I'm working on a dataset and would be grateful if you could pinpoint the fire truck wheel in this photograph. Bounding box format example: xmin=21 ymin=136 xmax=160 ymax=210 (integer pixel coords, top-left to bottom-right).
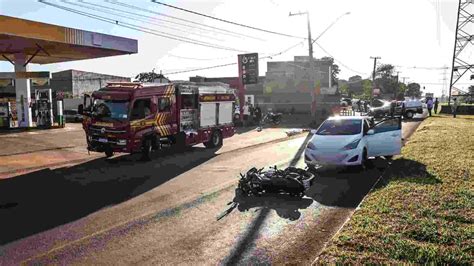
xmin=205 ymin=130 xmax=222 ymax=148
xmin=141 ymin=138 xmax=153 ymax=161
xmin=105 ymin=149 xmax=114 ymax=158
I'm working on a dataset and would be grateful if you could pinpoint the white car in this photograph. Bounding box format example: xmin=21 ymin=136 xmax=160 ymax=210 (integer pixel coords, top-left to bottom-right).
xmin=304 ymin=116 xmax=402 ymax=169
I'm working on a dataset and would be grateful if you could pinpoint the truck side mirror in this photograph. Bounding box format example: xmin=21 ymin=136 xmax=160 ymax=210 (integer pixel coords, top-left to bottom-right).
xmin=78 ymin=104 xmax=84 ymax=115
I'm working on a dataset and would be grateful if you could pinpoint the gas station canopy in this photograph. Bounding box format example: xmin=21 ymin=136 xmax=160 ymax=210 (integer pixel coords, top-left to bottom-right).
xmin=0 ymin=15 xmax=138 ymax=64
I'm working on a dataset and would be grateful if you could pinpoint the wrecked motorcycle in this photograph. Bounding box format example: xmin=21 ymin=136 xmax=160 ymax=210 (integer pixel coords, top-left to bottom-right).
xmin=217 ymin=166 xmax=316 ymax=221
xmin=237 ymin=166 xmax=315 ymax=197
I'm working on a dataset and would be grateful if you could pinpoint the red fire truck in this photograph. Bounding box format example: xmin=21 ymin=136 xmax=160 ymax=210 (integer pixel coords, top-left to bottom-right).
xmin=78 ymin=81 xmax=236 ymax=159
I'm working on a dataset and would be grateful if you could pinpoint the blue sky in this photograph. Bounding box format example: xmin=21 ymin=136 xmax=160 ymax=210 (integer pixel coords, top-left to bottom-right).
xmin=0 ymin=0 xmax=469 ymax=96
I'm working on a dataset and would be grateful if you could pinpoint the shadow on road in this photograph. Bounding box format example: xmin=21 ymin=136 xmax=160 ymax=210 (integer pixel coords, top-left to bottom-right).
xmin=0 ymin=146 xmax=218 ymax=245
xmin=222 ymin=133 xmax=314 ymax=264
xmin=305 ymin=158 xmax=390 ymax=208
xmin=233 ymin=191 xmax=313 ymax=221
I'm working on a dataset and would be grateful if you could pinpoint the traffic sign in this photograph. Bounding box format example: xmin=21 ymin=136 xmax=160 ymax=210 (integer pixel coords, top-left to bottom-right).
xmin=238 ymin=53 xmax=258 ymax=85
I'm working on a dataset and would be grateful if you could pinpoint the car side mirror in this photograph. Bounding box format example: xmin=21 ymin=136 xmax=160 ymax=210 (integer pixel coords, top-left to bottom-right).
xmin=78 ymin=104 xmax=84 ymax=115
xmin=367 ymin=129 xmax=375 ymax=135
xmin=310 ymin=129 xmax=317 ymax=134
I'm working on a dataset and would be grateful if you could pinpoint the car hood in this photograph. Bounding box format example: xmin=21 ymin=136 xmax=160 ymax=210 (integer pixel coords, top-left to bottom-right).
xmin=309 ymin=134 xmax=361 ymax=151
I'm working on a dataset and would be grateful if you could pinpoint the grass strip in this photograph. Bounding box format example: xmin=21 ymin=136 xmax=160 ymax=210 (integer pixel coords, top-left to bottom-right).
xmin=318 ymin=115 xmax=474 ymax=264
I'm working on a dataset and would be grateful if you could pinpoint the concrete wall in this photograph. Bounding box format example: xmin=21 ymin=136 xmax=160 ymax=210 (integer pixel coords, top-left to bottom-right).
xmin=50 ymin=70 xmax=130 ymax=97
xmin=63 ymin=98 xmax=83 ymax=110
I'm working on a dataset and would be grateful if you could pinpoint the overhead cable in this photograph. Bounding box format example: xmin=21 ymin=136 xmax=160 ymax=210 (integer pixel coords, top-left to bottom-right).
xmin=39 ymin=0 xmax=249 ymax=53
xmin=151 ymin=0 xmax=306 ymax=39
xmin=108 ymin=0 xmax=265 ymax=41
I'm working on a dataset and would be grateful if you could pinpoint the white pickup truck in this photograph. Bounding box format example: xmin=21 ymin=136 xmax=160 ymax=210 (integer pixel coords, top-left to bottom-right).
xmin=369 ymin=99 xmax=423 ymax=119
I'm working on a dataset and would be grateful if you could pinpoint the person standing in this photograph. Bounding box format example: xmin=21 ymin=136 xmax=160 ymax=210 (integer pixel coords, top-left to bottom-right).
xmin=255 ymin=106 xmax=262 ymax=127
xmin=426 ymin=98 xmax=433 ymax=117
xmin=434 ymin=98 xmax=439 ymax=114
xmin=452 ymin=98 xmax=458 ymax=118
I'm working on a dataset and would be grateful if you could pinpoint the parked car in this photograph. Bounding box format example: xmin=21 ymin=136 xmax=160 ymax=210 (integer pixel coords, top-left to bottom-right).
xmin=64 ymin=109 xmax=83 ymax=122
xmin=305 ymin=116 xmax=402 ymax=170
xmin=368 ymin=99 xmax=423 ymax=119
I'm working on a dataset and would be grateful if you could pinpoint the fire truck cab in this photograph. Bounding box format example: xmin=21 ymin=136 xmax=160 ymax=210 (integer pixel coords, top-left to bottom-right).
xmin=78 ymin=81 xmax=236 ymax=159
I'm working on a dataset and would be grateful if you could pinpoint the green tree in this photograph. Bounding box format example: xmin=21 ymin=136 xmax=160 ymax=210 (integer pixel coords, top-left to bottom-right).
xmin=360 ymin=79 xmax=372 ymax=100
xmin=397 ymin=83 xmax=407 ymax=100
xmin=375 ymin=64 xmax=398 ymax=96
xmin=406 ymin=82 xmax=422 ymax=98
xmin=339 ymin=83 xmax=349 ymax=95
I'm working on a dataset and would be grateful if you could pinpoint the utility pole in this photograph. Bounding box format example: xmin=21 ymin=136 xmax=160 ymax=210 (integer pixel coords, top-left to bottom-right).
xmin=395 ymin=71 xmax=400 ymax=100
xmin=290 ymin=11 xmax=316 ymax=120
xmin=370 ymin=56 xmax=381 ymax=101
xmin=370 ymin=56 xmax=381 ymax=82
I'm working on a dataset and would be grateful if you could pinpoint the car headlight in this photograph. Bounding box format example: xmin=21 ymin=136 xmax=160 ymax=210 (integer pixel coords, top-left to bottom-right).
xmin=307 ymin=142 xmax=317 ymax=150
xmin=343 ymin=139 xmax=361 ymax=150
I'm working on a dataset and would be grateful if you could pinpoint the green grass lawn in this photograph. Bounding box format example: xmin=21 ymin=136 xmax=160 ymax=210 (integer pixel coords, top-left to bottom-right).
xmin=318 ymin=115 xmax=474 ymax=264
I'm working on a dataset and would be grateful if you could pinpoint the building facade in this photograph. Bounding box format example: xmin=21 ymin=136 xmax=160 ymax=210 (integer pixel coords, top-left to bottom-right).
xmin=263 ymin=56 xmax=337 ymax=113
xmin=51 ymin=69 xmax=130 ymax=97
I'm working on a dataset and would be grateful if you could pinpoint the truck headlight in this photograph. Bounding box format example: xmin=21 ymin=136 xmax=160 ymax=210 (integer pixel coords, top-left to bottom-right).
xmin=343 ymin=139 xmax=361 ymax=150
xmin=117 ymin=139 xmax=127 ymax=145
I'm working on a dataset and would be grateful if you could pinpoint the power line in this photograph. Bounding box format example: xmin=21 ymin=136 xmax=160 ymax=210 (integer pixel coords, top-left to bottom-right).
xmin=108 ymin=0 xmax=265 ymax=41
xmin=76 ymin=0 xmax=262 ymax=41
xmin=394 ymin=65 xmax=449 ymax=70
xmin=166 ymin=54 xmax=241 ymax=61
xmin=314 ymin=42 xmax=368 ymax=76
xmin=39 ymin=0 xmax=248 ymax=53
xmin=61 ymin=0 xmax=225 ymax=42
xmin=163 ymin=41 xmax=304 ymax=75
xmin=151 ymin=0 xmax=306 ymax=40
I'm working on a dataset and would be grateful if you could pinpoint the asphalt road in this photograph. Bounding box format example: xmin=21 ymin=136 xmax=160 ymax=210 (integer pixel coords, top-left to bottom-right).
xmin=0 ymin=115 xmax=425 ymax=264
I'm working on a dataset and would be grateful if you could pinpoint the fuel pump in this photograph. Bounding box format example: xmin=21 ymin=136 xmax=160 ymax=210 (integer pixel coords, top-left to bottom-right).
xmin=0 ymin=102 xmax=12 ymax=128
xmin=35 ymin=89 xmax=53 ymax=128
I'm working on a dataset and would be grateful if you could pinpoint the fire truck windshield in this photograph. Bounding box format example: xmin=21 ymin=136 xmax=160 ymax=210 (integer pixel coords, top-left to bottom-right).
xmin=93 ymin=99 xmax=130 ymax=121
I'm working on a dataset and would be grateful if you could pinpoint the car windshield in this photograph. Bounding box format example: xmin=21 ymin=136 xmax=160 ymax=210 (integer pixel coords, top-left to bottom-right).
xmin=316 ymin=119 xmax=362 ymax=135
xmin=93 ymin=99 xmax=130 ymax=121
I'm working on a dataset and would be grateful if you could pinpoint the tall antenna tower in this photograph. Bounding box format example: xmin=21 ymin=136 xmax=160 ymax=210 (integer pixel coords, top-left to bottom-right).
xmin=449 ymin=0 xmax=474 ymax=105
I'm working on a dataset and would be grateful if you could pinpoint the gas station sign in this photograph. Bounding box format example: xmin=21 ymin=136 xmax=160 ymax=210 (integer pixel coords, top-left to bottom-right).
xmin=238 ymin=53 xmax=258 ymax=85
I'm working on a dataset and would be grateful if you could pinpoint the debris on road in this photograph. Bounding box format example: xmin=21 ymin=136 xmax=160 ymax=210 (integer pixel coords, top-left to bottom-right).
xmin=285 ymin=128 xmax=303 ymax=136
xmin=217 ymin=166 xmax=316 ymax=221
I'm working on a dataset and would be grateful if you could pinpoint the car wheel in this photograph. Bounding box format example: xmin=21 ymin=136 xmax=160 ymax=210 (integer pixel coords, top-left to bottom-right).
xmin=358 ymin=149 xmax=368 ymax=171
xmin=405 ymin=111 xmax=414 ymax=119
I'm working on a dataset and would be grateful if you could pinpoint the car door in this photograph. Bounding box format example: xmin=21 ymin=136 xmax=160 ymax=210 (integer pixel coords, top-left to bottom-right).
xmin=366 ymin=117 xmax=402 ymax=157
